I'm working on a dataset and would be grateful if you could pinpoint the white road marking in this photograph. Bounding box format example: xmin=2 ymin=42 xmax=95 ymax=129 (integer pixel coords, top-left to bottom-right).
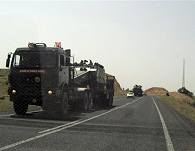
xmin=152 ymin=97 xmax=175 ymax=151
xmin=0 ymin=97 xmax=143 ymax=151
xmin=38 ymin=120 xmax=81 ymax=134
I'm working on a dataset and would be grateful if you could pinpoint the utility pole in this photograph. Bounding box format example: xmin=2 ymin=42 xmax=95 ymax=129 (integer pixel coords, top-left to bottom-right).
xmin=182 ymin=59 xmax=185 ymax=88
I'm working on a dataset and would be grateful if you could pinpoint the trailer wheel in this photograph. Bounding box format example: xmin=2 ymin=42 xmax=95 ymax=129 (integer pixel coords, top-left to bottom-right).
xmin=58 ymin=93 xmax=68 ymax=115
xmin=82 ymin=92 xmax=89 ymax=112
xmin=13 ymin=100 xmax=28 ymax=115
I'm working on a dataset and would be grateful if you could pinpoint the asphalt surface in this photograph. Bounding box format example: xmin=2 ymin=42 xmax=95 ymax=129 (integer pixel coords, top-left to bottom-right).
xmin=0 ymin=96 xmax=195 ymax=151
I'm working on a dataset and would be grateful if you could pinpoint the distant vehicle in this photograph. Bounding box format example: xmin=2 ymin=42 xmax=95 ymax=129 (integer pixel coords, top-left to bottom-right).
xmin=178 ymin=87 xmax=193 ymax=98
xmin=6 ymin=43 xmax=115 ymax=115
xmin=127 ymin=91 xmax=134 ymax=98
xmin=132 ymin=85 xmax=143 ymax=97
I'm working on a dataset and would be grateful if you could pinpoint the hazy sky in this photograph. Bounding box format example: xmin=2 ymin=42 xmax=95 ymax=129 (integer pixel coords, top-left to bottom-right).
xmin=0 ymin=0 xmax=194 ymax=92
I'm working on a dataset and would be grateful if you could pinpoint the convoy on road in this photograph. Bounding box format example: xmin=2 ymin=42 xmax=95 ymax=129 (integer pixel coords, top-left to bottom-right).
xmin=6 ymin=43 xmax=115 ymax=115
xmin=126 ymin=85 xmax=143 ymax=98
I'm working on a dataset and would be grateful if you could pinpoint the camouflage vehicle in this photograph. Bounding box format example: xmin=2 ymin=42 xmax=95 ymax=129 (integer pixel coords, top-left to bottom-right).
xmin=6 ymin=43 xmax=115 ymax=115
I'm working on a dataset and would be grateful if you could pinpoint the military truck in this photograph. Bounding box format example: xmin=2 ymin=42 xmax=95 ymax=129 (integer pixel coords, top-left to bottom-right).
xmin=132 ymin=85 xmax=143 ymax=97
xmin=6 ymin=43 xmax=115 ymax=115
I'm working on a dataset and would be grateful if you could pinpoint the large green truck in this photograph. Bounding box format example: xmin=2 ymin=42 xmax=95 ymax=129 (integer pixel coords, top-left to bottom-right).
xmin=6 ymin=43 xmax=115 ymax=115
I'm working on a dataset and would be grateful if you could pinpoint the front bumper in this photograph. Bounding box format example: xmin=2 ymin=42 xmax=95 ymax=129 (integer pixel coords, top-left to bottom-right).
xmin=8 ymin=87 xmax=60 ymax=106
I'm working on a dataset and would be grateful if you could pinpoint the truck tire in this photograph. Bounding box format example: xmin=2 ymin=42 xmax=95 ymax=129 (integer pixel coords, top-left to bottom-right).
xmin=13 ymin=100 xmax=28 ymax=115
xmin=108 ymin=95 xmax=113 ymax=107
xmin=58 ymin=93 xmax=68 ymax=116
xmin=88 ymin=92 xmax=94 ymax=111
xmin=104 ymin=93 xmax=113 ymax=107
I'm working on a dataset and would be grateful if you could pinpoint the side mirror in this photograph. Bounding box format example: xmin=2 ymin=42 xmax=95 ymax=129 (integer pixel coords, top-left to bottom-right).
xmin=6 ymin=54 xmax=11 ymax=68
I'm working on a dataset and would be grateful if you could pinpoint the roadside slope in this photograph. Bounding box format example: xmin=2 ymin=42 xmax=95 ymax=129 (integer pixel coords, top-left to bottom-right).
xmin=145 ymin=87 xmax=168 ymax=96
xmin=145 ymin=86 xmax=195 ymax=123
xmin=159 ymin=95 xmax=195 ymax=123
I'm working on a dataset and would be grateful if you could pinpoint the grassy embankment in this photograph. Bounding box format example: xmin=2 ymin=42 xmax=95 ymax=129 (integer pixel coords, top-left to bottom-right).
xmin=145 ymin=87 xmax=195 ymax=123
xmin=159 ymin=95 xmax=195 ymax=123
xmin=0 ymin=69 xmax=12 ymax=112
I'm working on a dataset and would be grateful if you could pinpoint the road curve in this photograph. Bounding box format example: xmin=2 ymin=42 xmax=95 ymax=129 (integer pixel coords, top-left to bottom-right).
xmin=0 ymin=96 xmax=195 ymax=151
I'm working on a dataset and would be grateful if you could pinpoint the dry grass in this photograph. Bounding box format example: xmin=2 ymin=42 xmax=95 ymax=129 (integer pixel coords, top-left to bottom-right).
xmin=0 ymin=97 xmax=13 ymax=112
xmin=0 ymin=69 xmax=9 ymax=97
xmin=159 ymin=96 xmax=195 ymax=123
xmin=145 ymin=87 xmax=168 ymax=96
xmin=0 ymin=69 xmax=13 ymax=112
xmin=170 ymin=92 xmax=194 ymax=104
xmin=114 ymin=79 xmax=126 ymax=96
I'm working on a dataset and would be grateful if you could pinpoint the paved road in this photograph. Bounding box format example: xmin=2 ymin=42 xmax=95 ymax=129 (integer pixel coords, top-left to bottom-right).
xmin=0 ymin=96 xmax=195 ymax=151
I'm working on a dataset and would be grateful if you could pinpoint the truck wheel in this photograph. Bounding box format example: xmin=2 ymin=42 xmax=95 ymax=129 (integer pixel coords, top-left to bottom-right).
xmin=108 ymin=95 xmax=113 ymax=107
xmin=13 ymin=100 xmax=28 ymax=115
xmin=82 ymin=92 xmax=89 ymax=112
xmin=88 ymin=92 xmax=94 ymax=111
xmin=58 ymin=93 xmax=68 ymax=115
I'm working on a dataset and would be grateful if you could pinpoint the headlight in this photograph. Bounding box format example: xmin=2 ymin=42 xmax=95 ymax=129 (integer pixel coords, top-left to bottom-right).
xmin=48 ymin=90 xmax=53 ymax=95
xmin=12 ymin=90 xmax=16 ymax=94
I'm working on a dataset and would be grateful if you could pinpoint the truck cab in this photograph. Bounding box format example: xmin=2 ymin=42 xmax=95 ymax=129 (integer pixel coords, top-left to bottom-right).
xmin=6 ymin=43 xmax=71 ymax=115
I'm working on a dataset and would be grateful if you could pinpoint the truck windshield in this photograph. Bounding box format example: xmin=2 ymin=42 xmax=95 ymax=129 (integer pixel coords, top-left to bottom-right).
xmin=12 ymin=52 xmax=57 ymax=68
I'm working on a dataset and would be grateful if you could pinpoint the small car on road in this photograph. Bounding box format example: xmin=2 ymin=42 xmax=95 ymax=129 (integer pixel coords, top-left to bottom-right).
xmin=127 ymin=91 xmax=134 ymax=98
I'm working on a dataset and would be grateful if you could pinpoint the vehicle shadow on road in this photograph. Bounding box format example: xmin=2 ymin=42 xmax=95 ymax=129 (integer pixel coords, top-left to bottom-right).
xmin=10 ymin=110 xmax=81 ymax=121
xmin=9 ymin=106 xmax=116 ymax=122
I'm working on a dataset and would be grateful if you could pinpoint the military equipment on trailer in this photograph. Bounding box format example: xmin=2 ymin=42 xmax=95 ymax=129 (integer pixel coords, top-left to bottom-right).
xmin=6 ymin=43 xmax=115 ymax=115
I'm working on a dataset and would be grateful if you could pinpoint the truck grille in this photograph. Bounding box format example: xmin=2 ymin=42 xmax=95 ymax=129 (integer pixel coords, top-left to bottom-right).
xmin=23 ymin=86 xmax=42 ymax=96
xmin=12 ymin=80 xmax=43 ymax=96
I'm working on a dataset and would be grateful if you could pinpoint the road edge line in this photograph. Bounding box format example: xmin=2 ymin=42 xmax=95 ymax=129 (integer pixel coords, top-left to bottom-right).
xmin=152 ymin=96 xmax=175 ymax=151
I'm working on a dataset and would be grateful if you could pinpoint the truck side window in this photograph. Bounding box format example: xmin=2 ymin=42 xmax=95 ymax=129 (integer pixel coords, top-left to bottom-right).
xmin=60 ymin=55 xmax=64 ymax=66
xmin=13 ymin=55 xmax=20 ymax=67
